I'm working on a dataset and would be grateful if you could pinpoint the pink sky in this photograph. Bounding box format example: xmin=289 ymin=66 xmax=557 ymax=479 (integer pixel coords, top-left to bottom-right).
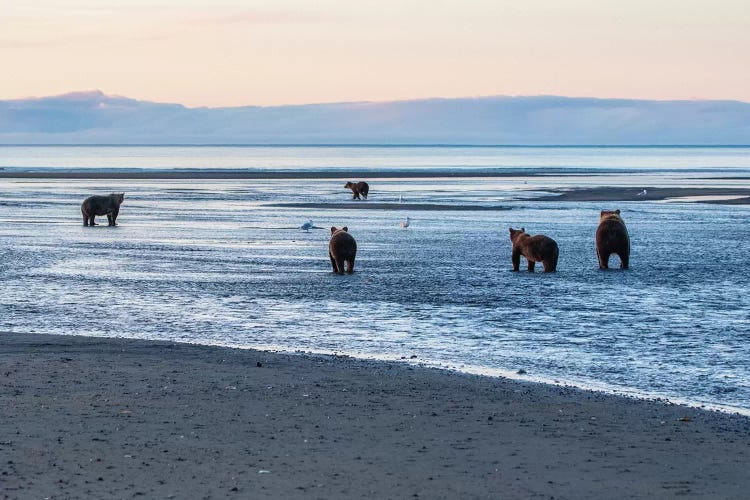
xmin=2 ymin=0 xmax=749 ymax=107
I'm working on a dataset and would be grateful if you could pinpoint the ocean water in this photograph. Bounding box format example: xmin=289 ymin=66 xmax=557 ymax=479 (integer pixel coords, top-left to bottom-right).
xmin=1 ymin=146 xmax=749 ymax=413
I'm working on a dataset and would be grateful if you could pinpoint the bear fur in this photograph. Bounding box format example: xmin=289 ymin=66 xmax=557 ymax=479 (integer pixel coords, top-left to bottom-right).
xmin=81 ymin=193 xmax=125 ymax=227
xmin=509 ymin=227 xmax=559 ymax=273
xmin=329 ymin=226 xmax=357 ymax=274
xmin=596 ymin=209 xmax=630 ymax=269
xmin=344 ymin=181 xmax=369 ymax=200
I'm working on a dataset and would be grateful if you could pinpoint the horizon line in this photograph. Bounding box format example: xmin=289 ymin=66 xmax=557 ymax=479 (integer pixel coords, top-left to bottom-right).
xmin=4 ymin=89 xmax=750 ymax=109
xmin=1 ymin=144 xmax=750 ymax=148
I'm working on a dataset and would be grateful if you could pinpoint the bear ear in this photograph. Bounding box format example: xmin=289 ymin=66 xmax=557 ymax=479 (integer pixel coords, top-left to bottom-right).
xmin=330 ymin=226 xmax=337 ymax=234
xmin=521 ymin=227 xmax=525 ymax=233
xmin=600 ymin=210 xmax=607 ymax=216
xmin=342 ymin=226 xmax=348 ymax=232
xmin=615 ymin=209 xmax=620 ymax=214
xmin=508 ymin=227 xmax=514 ymax=233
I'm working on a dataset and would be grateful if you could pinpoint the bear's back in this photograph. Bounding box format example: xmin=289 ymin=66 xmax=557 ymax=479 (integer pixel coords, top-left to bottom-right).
xmin=329 ymin=230 xmax=356 ymax=255
xmin=597 ymin=215 xmax=628 ymax=234
xmin=82 ymin=194 xmax=122 ymax=212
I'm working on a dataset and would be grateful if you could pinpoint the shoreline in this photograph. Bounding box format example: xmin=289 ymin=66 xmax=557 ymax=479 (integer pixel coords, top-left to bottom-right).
xmin=0 ymin=169 xmax=566 ymax=180
xmin=160 ymin=338 xmax=750 ymax=417
xmin=531 ymin=186 xmax=750 ymax=204
xmin=2 ymin=332 xmax=748 ymax=498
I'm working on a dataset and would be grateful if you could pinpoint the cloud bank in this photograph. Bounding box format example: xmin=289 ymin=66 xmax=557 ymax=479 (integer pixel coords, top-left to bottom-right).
xmin=1 ymin=90 xmax=749 ymax=145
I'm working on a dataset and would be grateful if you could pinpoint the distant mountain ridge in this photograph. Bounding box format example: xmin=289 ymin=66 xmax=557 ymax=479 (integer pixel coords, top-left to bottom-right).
xmin=1 ymin=90 xmax=749 ymax=145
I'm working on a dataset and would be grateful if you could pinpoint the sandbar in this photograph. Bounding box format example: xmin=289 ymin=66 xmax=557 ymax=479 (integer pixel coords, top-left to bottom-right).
xmin=531 ymin=187 xmax=750 ymax=204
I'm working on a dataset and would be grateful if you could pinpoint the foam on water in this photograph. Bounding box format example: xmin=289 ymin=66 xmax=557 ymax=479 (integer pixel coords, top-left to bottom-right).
xmin=1 ymin=165 xmax=750 ymax=413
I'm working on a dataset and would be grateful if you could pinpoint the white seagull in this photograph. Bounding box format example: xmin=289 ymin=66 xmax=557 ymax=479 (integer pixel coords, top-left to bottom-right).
xmin=637 ymin=189 xmax=648 ymax=197
xmin=400 ymin=216 xmax=411 ymax=229
xmin=300 ymin=220 xmax=314 ymax=231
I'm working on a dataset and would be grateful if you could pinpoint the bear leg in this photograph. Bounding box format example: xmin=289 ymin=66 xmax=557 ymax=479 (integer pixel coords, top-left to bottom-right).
xmin=598 ymin=251 xmax=610 ymax=269
xmin=345 ymin=256 xmax=355 ymax=274
xmin=619 ymin=252 xmax=629 ymax=270
xmin=329 ymin=253 xmax=338 ymax=272
xmin=334 ymin=257 xmax=346 ymax=274
xmin=527 ymin=260 xmax=535 ymax=272
xmin=511 ymin=249 xmax=521 ymax=272
xmin=544 ymin=248 xmax=559 ymax=272
xmin=107 ymin=214 xmax=113 ymax=226
xmin=88 ymin=215 xmax=97 ymax=226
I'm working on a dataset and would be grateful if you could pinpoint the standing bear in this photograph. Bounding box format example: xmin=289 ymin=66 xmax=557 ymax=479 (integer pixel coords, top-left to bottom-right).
xmin=329 ymin=226 xmax=357 ymax=274
xmin=596 ymin=209 xmax=630 ymax=269
xmin=81 ymin=193 xmax=125 ymax=227
xmin=344 ymin=181 xmax=369 ymax=200
xmin=509 ymin=227 xmax=559 ymax=273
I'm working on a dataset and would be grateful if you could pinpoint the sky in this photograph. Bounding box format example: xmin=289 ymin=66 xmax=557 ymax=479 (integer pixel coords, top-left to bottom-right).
xmin=2 ymin=0 xmax=749 ymax=107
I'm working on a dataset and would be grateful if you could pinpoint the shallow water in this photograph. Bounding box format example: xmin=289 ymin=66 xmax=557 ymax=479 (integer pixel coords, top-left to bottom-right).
xmin=1 ymin=160 xmax=750 ymax=413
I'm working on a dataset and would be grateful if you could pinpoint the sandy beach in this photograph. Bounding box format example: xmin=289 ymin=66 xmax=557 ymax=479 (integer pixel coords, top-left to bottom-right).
xmin=2 ymin=332 xmax=748 ymax=499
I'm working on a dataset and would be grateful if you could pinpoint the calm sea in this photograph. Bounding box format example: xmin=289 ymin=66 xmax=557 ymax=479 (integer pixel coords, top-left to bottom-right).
xmin=1 ymin=146 xmax=749 ymax=413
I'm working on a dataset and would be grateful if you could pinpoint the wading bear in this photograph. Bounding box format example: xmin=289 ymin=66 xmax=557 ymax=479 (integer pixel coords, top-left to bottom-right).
xmin=509 ymin=227 xmax=559 ymax=273
xmin=596 ymin=209 xmax=630 ymax=269
xmin=344 ymin=181 xmax=369 ymax=200
xmin=81 ymin=193 xmax=125 ymax=227
xmin=329 ymin=226 xmax=357 ymax=274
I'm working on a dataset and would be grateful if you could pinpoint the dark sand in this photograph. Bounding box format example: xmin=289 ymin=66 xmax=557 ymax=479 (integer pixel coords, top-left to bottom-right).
xmin=0 ymin=170 xmax=553 ymax=180
xmin=268 ymin=202 xmax=512 ymax=211
xmin=2 ymin=333 xmax=748 ymax=499
xmin=532 ymin=187 xmax=750 ymax=204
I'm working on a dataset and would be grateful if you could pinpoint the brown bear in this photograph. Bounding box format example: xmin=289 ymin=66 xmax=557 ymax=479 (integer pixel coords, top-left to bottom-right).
xmin=81 ymin=193 xmax=125 ymax=227
xmin=329 ymin=226 xmax=357 ymax=274
xmin=596 ymin=209 xmax=630 ymax=269
xmin=509 ymin=227 xmax=559 ymax=272
xmin=344 ymin=181 xmax=369 ymax=200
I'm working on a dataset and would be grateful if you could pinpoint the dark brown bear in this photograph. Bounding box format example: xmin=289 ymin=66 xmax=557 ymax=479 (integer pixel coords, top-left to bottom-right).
xmin=344 ymin=181 xmax=369 ymax=200
xmin=596 ymin=209 xmax=630 ymax=269
xmin=81 ymin=193 xmax=125 ymax=227
xmin=329 ymin=226 xmax=357 ymax=274
xmin=509 ymin=227 xmax=559 ymax=272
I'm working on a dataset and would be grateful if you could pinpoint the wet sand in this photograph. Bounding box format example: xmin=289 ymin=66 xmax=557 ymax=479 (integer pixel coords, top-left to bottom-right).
xmin=268 ymin=202 xmax=512 ymax=211
xmin=0 ymin=170 xmax=552 ymax=180
xmin=2 ymin=332 xmax=748 ymax=499
xmin=532 ymin=187 xmax=750 ymax=204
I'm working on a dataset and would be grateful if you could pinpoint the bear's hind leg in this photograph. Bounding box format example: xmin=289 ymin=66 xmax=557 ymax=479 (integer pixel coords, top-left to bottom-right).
xmin=619 ymin=252 xmax=629 ymax=270
xmin=107 ymin=214 xmax=113 ymax=226
xmin=598 ymin=251 xmax=610 ymax=269
xmin=88 ymin=215 xmax=97 ymax=226
xmin=527 ymin=260 xmax=535 ymax=272
xmin=329 ymin=253 xmax=338 ymax=272
xmin=334 ymin=257 xmax=346 ymax=274
xmin=544 ymin=248 xmax=559 ymax=272
xmin=345 ymin=256 xmax=355 ymax=274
